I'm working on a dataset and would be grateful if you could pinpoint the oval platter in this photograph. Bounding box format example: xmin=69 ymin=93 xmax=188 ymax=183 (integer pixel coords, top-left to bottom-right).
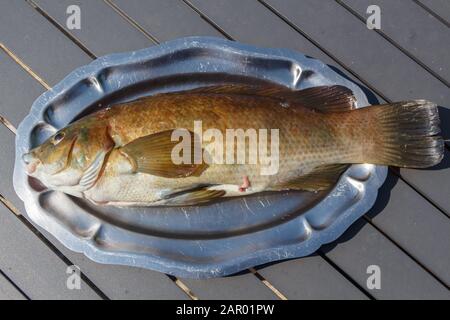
xmin=13 ymin=37 xmax=387 ymax=279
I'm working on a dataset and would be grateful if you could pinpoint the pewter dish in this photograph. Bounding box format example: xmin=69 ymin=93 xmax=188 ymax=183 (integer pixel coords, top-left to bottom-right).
xmin=13 ymin=37 xmax=387 ymax=278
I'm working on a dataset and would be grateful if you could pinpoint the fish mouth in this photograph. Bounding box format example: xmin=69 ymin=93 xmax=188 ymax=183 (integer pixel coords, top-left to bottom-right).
xmin=22 ymin=152 xmax=40 ymax=175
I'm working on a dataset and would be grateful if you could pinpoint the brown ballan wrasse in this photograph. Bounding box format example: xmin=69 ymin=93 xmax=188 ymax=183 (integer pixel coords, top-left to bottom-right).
xmin=22 ymin=84 xmax=443 ymax=206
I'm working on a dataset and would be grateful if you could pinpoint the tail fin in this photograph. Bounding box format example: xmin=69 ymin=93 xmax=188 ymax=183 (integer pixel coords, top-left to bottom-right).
xmin=367 ymin=100 xmax=443 ymax=168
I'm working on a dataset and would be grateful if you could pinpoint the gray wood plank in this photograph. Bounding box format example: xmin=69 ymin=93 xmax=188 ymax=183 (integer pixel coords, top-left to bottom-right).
xmin=256 ymin=255 xmax=369 ymax=300
xmin=190 ymin=0 xmax=330 ymax=60
xmin=0 ymin=0 xmax=92 ymax=86
xmin=366 ymin=173 xmax=450 ymax=286
xmin=0 ymin=2 xmax=187 ymax=299
xmin=259 ymin=0 xmax=450 ymax=215
xmin=417 ymin=0 xmax=450 ymax=24
xmin=0 ymin=50 xmax=45 ymax=127
xmin=111 ymin=0 xmax=223 ymax=42
xmin=33 ymin=0 xmax=153 ymax=56
xmin=182 ymin=273 xmax=278 ymax=300
xmin=0 ymin=127 xmax=99 ymax=299
xmin=343 ymin=0 xmax=450 ymax=84
xmin=0 ymin=271 xmax=27 ymax=300
xmin=400 ymin=149 xmax=450 ymax=218
xmin=322 ymin=219 xmax=450 ymax=299
xmin=52 ymin=258 xmax=190 ymax=300
xmin=187 ymin=0 xmax=450 ymax=298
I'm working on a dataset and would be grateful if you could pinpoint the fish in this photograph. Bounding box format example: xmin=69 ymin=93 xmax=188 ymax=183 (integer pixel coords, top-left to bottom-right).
xmin=22 ymin=84 xmax=444 ymax=206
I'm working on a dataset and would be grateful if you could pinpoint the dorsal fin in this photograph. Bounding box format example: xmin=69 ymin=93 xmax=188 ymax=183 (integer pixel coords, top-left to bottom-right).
xmin=162 ymin=84 xmax=357 ymax=113
xmin=285 ymin=86 xmax=357 ymax=112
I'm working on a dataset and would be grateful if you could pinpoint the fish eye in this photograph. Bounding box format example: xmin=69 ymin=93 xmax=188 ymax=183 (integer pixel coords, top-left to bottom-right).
xmin=52 ymin=131 xmax=65 ymax=145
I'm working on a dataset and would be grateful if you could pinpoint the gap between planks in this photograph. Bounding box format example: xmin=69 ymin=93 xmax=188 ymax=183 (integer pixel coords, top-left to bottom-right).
xmin=0 ymin=268 xmax=30 ymax=300
xmin=0 ymin=42 xmax=50 ymax=90
xmin=362 ymin=214 xmax=450 ymax=289
xmin=0 ymin=114 xmax=16 ymax=135
xmin=16 ymin=3 xmax=291 ymax=300
xmin=103 ymin=0 xmax=160 ymax=44
xmin=335 ymin=0 xmax=449 ymax=88
xmin=181 ymin=0 xmax=234 ymax=40
xmin=413 ymin=0 xmax=450 ymax=28
xmin=26 ymin=0 xmax=96 ymax=60
xmin=249 ymin=268 xmax=288 ymax=300
xmin=0 ymin=191 xmax=109 ymax=299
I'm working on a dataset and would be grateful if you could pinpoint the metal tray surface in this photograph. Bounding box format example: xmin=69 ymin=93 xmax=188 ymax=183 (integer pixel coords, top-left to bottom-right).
xmin=13 ymin=37 xmax=387 ymax=278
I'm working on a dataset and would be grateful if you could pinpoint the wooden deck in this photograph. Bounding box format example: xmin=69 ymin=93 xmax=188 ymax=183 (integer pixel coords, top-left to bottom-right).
xmin=0 ymin=0 xmax=449 ymax=300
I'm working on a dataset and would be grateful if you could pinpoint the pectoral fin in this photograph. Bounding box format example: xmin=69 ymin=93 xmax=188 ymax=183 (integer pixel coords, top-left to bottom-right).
xmin=79 ymin=151 xmax=107 ymax=189
xmin=120 ymin=130 xmax=208 ymax=178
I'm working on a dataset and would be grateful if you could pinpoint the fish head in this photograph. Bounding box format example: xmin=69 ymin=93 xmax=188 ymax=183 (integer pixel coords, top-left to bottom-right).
xmin=23 ymin=126 xmax=77 ymax=177
xmin=23 ymin=118 xmax=114 ymax=193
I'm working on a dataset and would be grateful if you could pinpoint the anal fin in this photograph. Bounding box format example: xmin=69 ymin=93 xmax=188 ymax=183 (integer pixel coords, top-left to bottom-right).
xmin=162 ymin=187 xmax=226 ymax=206
xmin=277 ymin=164 xmax=348 ymax=191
